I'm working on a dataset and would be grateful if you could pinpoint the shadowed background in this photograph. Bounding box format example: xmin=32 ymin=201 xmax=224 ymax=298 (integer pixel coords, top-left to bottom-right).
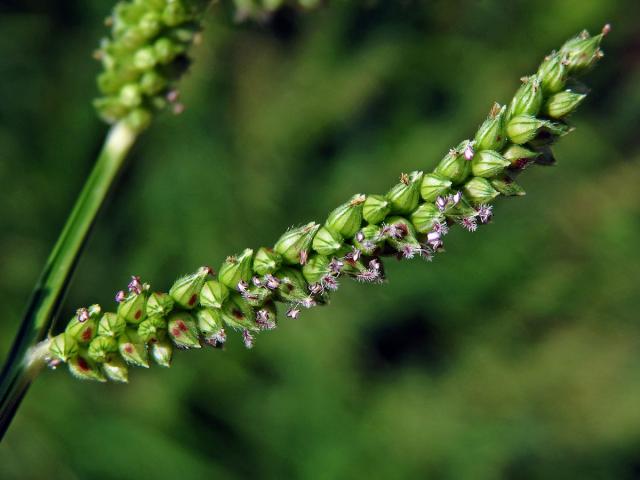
xmin=1 ymin=1 xmax=640 ymax=478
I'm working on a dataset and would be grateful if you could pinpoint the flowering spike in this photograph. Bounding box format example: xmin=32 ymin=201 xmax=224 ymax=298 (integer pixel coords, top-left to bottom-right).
xmin=274 ymin=223 xmax=319 ymax=265
xmin=325 ymin=194 xmax=366 ymax=238
xmin=363 ymin=194 xmax=392 ymax=225
xmin=218 ymin=248 xmax=254 ymax=288
xmin=94 ymin=0 xmax=207 ymax=130
xmin=169 ymin=266 xmax=211 ymax=309
xmin=51 ymin=27 xmax=606 ymax=382
xmin=167 ymin=312 xmax=201 ymax=349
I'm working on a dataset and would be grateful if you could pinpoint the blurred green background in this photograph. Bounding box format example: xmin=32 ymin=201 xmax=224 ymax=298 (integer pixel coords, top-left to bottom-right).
xmin=1 ymin=0 xmax=640 ymax=478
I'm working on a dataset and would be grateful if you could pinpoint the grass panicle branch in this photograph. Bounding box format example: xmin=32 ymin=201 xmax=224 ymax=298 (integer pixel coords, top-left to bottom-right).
xmin=45 ymin=26 xmax=609 ymax=383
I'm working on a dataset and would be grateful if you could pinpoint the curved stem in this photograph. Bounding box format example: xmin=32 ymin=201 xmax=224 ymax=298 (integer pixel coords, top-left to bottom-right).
xmin=0 ymin=122 xmax=137 ymax=439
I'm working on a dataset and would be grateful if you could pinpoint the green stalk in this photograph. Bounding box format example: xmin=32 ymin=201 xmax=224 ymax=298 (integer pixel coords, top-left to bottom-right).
xmin=0 ymin=122 xmax=137 ymax=438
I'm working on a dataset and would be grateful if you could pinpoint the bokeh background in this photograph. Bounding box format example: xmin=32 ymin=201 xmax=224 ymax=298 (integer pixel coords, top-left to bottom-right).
xmin=1 ymin=0 xmax=640 ymax=478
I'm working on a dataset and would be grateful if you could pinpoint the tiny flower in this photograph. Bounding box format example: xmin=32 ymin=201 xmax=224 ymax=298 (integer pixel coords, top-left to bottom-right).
xmin=400 ymin=243 xmax=420 ymax=259
xmin=344 ymin=248 xmax=361 ymax=265
xmin=476 ymin=204 xmax=493 ymax=223
xmin=450 ymin=191 xmax=462 ymax=205
xmin=463 ymin=142 xmax=475 ymax=160
xmin=264 ymin=274 xmax=280 ymax=290
xmin=237 ymin=280 xmax=250 ymax=294
xmin=300 ymin=297 xmax=316 ymax=309
xmin=460 ymin=216 xmax=478 ymax=232
xmin=309 ymin=283 xmax=324 ymax=296
xmin=128 ymin=275 xmax=143 ymax=294
xmin=214 ymin=329 xmax=227 ymax=345
xmin=252 ymin=276 xmax=263 ymax=287
xmin=115 ymin=290 xmax=126 ymax=303
xmin=255 ymin=309 xmax=276 ymax=330
xmin=432 ymin=220 xmax=449 ymax=236
xmin=242 ymin=330 xmax=254 ymax=349
xmin=356 ymin=268 xmax=382 ymax=283
xmin=286 ymin=307 xmax=301 ymax=319
xmin=321 ymin=275 xmax=339 ymax=291
xmin=435 ymin=195 xmax=449 ymax=212
xmin=76 ymin=308 xmax=89 ymax=323
xmin=427 ymin=231 xmax=443 ymax=250
xmin=328 ymin=258 xmax=344 ymax=275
